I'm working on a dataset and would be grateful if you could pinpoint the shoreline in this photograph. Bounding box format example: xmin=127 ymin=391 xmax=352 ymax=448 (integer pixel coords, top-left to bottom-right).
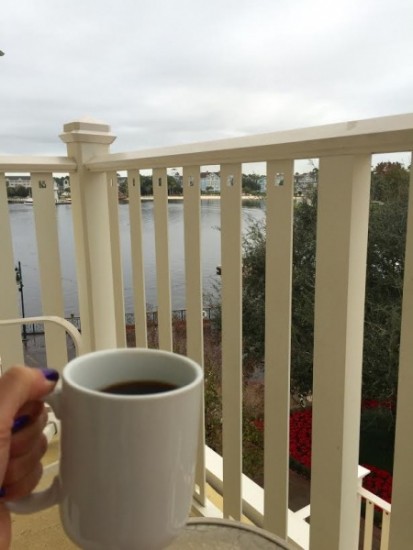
xmin=140 ymin=194 xmax=264 ymax=201
xmin=8 ymin=195 xmax=265 ymax=205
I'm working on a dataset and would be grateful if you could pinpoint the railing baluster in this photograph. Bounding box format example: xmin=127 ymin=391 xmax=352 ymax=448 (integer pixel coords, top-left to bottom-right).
xmin=153 ymin=168 xmax=172 ymax=350
xmin=310 ymin=155 xmax=371 ymax=549
xmin=380 ymin=511 xmax=390 ymax=550
xmin=358 ymin=487 xmax=392 ymax=550
xmin=31 ymin=172 xmax=67 ymax=368
xmin=183 ymin=166 xmax=203 ymax=370
xmin=363 ymin=500 xmax=374 ymax=550
xmin=0 ymin=172 xmax=24 ymax=369
xmin=220 ymin=163 xmax=242 ymax=520
xmin=127 ymin=170 xmax=147 ymax=347
xmin=183 ymin=165 xmax=206 ymax=505
xmin=388 ymin=158 xmax=413 ymax=549
xmin=264 ymin=160 xmax=294 ymax=538
xmin=106 ymin=171 xmax=127 ymax=347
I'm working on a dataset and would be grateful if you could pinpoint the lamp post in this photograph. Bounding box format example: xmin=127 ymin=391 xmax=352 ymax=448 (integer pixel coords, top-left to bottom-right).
xmin=15 ymin=261 xmax=27 ymax=341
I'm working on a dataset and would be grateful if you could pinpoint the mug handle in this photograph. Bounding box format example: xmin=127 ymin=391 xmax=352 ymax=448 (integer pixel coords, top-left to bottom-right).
xmin=6 ymin=390 xmax=63 ymax=514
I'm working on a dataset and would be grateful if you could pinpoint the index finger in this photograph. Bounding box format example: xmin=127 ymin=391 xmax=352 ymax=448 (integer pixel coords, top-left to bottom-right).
xmin=0 ymin=366 xmax=58 ymax=485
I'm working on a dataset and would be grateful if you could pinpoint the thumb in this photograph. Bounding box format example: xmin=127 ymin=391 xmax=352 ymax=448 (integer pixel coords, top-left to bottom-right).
xmin=0 ymin=366 xmax=59 ymax=485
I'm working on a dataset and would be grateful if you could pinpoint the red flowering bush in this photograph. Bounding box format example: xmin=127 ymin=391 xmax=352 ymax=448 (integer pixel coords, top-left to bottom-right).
xmin=362 ymin=399 xmax=394 ymax=412
xmin=289 ymin=409 xmax=312 ymax=470
xmin=362 ymin=464 xmax=393 ymax=503
xmin=253 ymin=404 xmax=393 ymax=503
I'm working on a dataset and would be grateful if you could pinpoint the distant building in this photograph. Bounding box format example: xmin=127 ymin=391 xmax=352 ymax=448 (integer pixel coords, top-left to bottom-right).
xmin=200 ymin=172 xmax=220 ymax=193
xmin=257 ymin=176 xmax=267 ymax=192
xmin=7 ymin=175 xmax=62 ymax=202
xmin=294 ymin=171 xmax=317 ymax=196
xmin=6 ymin=175 xmax=31 ymax=188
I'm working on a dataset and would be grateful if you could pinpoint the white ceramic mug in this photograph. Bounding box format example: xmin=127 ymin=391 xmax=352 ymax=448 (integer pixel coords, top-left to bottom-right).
xmin=8 ymin=348 xmax=203 ymax=550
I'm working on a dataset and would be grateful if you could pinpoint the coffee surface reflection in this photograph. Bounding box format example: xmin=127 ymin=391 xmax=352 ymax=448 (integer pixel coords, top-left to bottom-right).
xmin=100 ymin=380 xmax=178 ymax=395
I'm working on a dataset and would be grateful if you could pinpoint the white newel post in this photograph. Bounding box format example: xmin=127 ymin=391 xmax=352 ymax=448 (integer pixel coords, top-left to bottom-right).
xmin=60 ymin=119 xmax=126 ymax=351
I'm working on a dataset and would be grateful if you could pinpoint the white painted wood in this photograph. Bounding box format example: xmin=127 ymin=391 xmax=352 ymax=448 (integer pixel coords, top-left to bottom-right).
xmin=220 ymin=163 xmax=243 ymax=520
xmin=0 ymin=173 xmax=25 ymax=369
xmin=204 ymin=446 xmax=309 ymax=549
xmin=363 ymin=500 xmax=374 ymax=550
xmin=106 ymin=171 xmax=127 ymax=348
xmin=60 ymin=120 xmax=125 ymax=351
xmin=264 ymin=160 xmax=294 ymax=538
xmin=153 ymin=168 xmax=172 ymax=351
xmin=191 ymin=495 xmax=224 ymax=519
xmin=64 ymin=166 xmax=94 ymax=352
xmin=310 ymin=155 xmax=371 ymax=550
xmin=0 ymin=156 xmax=76 ymax=172
xmin=127 ymin=171 xmax=147 ymax=348
xmin=183 ymin=166 xmax=204 ymax=367
xmin=295 ymin=505 xmax=311 ymax=521
xmin=85 ymin=114 xmax=413 ymax=172
xmin=31 ymin=173 xmax=67 ymax=369
xmin=380 ymin=511 xmax=390 ymax=550
xmin=358 ymin=487 xmax=391 ymax=514
xmin=388 ymin=157 xmax=413 ymax=550
xmin=183 ymin=166 xmax=206 ymax=505
xmin=357 ymin=466 xmax=371 ymax=549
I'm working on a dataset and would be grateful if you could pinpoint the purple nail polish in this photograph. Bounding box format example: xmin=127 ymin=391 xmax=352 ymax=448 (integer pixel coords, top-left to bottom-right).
xmin=12 ymin=415 xmax=30 ymax=434
xmin=40 ymin=368 xmax=59 ymax=382
xmin=0 ymin=487 xmax=5 ymax=498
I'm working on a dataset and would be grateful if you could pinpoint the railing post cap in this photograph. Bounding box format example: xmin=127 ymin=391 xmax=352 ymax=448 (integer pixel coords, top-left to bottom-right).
xmin=60 ymin=116 xmax=116 ymax=145
xmin=358 ymin=465 xmax=371 ymax=480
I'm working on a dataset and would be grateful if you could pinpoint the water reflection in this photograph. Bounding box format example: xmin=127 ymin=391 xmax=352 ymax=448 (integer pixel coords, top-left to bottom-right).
xmin=8 ymin=200 xmax=265 ymax=316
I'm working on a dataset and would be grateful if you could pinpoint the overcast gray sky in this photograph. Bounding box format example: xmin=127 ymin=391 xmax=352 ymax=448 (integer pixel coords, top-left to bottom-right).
xmin=1 ymin=0 xmax=413 ymax=160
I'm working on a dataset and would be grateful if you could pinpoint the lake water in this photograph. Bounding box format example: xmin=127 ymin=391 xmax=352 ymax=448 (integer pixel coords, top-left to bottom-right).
xmin=8 ymin=200 xmax=265 ymax=317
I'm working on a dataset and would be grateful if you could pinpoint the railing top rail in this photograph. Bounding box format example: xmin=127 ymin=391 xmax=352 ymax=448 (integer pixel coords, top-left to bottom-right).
xmin=0 ymin=156 xmax=76 ymax=173
xmin=358 ymin=486 xmax=392 ymax=514
xmin=85 ymin=113 xmax=413 ymax=171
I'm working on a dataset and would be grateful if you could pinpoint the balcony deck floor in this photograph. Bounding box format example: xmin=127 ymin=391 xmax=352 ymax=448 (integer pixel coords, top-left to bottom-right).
xmin=11 ymin=438 xmax=76 ymax=550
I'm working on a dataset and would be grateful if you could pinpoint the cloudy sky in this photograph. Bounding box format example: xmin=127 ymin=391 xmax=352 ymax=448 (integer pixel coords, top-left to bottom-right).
xmin=1 ymin=0 xmax=413 ymax=160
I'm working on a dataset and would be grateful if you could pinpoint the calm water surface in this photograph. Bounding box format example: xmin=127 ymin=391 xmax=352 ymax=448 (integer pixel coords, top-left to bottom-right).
xmin=8 ymin=200 xmax=265 ymax=317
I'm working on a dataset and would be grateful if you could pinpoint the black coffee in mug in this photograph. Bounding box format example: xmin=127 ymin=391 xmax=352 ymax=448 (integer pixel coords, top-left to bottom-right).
xmin=100 ymin=380 xmax=178 ymax=395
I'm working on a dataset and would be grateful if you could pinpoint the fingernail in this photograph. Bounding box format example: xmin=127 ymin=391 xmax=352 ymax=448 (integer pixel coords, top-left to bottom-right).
xmin=12 ymin=415 xmax=30 ymax=434
xmin=0 ymin=487 xmax=5 ymax=498
xmin=40 ymin=368 xmax=59 ymax=382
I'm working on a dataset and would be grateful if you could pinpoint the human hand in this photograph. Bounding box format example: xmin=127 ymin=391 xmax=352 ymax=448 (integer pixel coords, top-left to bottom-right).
xmin=0 ymin=366 xmax=59 ymax=550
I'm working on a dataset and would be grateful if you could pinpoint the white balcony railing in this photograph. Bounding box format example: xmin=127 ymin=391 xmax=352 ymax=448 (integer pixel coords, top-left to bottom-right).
xmin=359 ymin=486 xmax=391 ymax=550
xmin=1 ymin=114 xmax=413 ymax=549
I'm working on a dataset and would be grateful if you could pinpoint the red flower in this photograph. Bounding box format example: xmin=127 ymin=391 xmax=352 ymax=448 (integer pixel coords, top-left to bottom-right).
xmin=252 ymin=403 xmax=393 ymax=502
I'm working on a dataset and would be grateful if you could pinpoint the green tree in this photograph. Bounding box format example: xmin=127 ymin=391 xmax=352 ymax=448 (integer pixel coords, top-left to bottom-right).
xmin=242 ymin=173 xmax=262 ymax=195
xmin=214 ymin=162 xmax=410 ymax=402
xmin=242 ymin=220 xmax=267 ymax=361
xmin=54 ymin=176 xmax=66 ymax=192
xmin=140 ymin=175 xmax=153 ymax=196
xmin=362 ymin=162 xmax=409 ymax=401
xmin=290 ymin=193 xmax=317 ymax=395
xmin=370 ymin=162 xmax=409 ymax=203
xmin=167 ymin=174 xmax=183 ymax=196
xmin=240 ymin=193 xmax=317 ymax=392
xmin=7 ymin=185 xmax=16 ymax=197
xmin=118 ymin=176 xmax=128 ymax=198
xmin=13 ymin=185 xmax=30 ymax=198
